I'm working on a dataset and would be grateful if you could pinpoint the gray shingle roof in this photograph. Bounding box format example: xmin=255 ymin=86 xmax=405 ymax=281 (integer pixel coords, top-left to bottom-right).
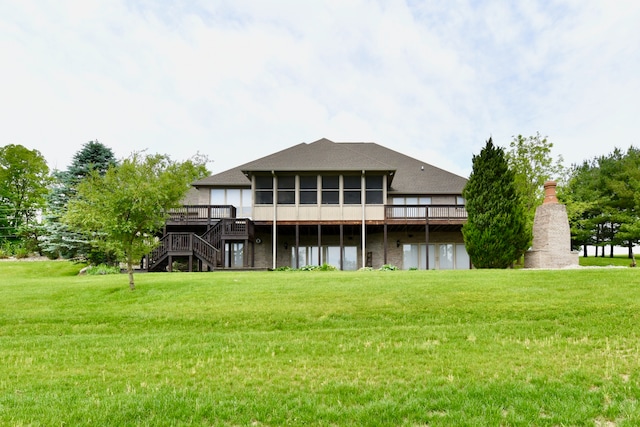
xmin=193 ymin=138 xmax=467 ymax=194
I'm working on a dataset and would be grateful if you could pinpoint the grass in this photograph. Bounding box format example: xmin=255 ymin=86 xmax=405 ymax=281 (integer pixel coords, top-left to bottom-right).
xmin=580 ymin=254 xmax=635 ymax=267
xmin=1 ymin=262 xmax=639 ymax=426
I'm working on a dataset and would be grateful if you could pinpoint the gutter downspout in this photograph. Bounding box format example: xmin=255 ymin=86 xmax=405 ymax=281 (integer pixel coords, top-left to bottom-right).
xmin=361 ymin=171 xmax=366 ymax=269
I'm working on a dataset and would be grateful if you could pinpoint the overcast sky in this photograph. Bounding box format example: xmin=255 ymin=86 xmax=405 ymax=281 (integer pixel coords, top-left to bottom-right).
xmin=2 ymin=1 xmax=639 ymax=178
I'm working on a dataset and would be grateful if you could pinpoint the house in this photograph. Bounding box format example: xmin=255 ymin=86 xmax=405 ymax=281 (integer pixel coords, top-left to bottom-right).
xmin=147 ymin=138 xmax=469 ymax=271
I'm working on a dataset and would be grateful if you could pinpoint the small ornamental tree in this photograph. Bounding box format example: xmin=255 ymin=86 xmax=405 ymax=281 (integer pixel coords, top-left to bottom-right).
xmin=64 ymin=152 xmax=208 ymax=289
xmin=462 ymin=138 xmax=531 ymax=268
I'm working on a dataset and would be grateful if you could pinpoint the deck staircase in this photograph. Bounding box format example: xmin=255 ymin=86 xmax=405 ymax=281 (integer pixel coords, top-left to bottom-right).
xmin=147 ymin=218 xmax=253 ymax=272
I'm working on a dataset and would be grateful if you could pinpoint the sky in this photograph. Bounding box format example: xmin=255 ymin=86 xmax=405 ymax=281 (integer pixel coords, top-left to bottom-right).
xmin=2 ymin=1 xmax=640 ymax=179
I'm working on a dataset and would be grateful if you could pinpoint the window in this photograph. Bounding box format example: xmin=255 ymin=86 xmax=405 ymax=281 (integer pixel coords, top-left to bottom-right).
xmin=365 ymin=175 xmax=383 ymax=204
xmin=292 ymin=246 xmax=320 ymax=268
xmin=277 ymin=175 xmax=295 ymax=205
xmin=292 ymin=245 xmax=358 ymax=270
xmin=209 ymin=188 xmax=252 ymax=218
xmin=343 ymin=175 xmax=361 ymax=204
xmin=455 ymin=244 xmax=470 ymax=269
xmin=456 ymin=196 xmax=465 ymax=206
xmin=255 ymin=176 xmax=273 ymax=204
xmin=322 ymin=176 xmax=339 ymax=204
xmin=403 ymin=243 xmax=469 ymax=270
xmin=227 ymin=189 xmax=241 ymax=207
xmin=439 ymin=244 xmax=454 ymax=270
xmin=211 ymin=189 xmax=225 ymax=205
xmin=299 ymin=176 xmax=317 ymax=205
xmin=342 ymin=247 xmax=358 ymax=271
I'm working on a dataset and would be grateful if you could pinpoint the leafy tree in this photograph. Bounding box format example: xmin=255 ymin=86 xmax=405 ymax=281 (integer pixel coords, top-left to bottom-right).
xmin=0 ymin=144 xmax=51 ymax=242
xmin=65 ymin=152 xmax=208 ymax=289
xmin=462 ymin=138 xmax=531 ymax=268
xmin=40 ymin=141 xmax=117 ymax=260
xmin=505 ymin=132 xmax=565 ymax=229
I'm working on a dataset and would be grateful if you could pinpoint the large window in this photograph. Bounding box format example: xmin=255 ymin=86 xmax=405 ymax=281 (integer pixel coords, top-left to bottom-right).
xmin=277 ymin=176 xmax=295 ymax=205
xmin=292 ymin=245 xmax=358 ymax=270
xmin=403 ymin=243 xmax=469 ymax=270
xmin=293 ymin=246 xmax=320 ymax=267
xmin=343 ymin=175 xmax=361 ymax=204
xmin=299 ymin=176 xmax=317 ymax=205
xmin=210 ymin=188 xmax=252 ymax=218
xmin=322 ymin=176 xmax=339 ymax=204
xmin=391 ymin=196 xmax=432 ymax=218
xmin=365 ymin=175 xmax=383 ymax=204
xmin=255 ymin=176 xmax=273 ymax=204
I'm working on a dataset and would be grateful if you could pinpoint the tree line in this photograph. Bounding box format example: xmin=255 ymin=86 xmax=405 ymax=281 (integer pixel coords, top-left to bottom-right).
xmin=1 ymin=135 xmax=637 ymax=278
xmin=0 ymin=141 xmax=207 ymax=288
xmin=462 ymin=134 xmax=638 ymax=268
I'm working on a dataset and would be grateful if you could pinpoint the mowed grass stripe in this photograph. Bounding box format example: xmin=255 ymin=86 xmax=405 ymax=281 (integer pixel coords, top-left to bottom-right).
xmin=1 ymin=262 xmax=639 ymax=425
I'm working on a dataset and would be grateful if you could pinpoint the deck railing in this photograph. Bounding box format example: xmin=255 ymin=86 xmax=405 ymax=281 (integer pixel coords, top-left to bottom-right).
xmin=167 ymin=205 xmax=237 ymax=222
xmin=385 ymin=205 xmax=467 ymax=221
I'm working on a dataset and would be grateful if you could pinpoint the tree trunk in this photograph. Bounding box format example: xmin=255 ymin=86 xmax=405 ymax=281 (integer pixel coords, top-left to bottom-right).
xmin=127 ymin=257 xmax=135 ymax=290
xmin=583 ymin=245 xmax=588 ymax=257
xmin=629 ymin=243 xmax=634 ymax=259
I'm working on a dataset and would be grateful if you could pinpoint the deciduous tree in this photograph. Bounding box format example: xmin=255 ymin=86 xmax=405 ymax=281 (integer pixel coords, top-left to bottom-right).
xmin=505 ymin=132 xmax=565 ymax=229
xmin=65 ymin=152 xmax=208 ymax=289
xmin=0 ymin=144 xmax=50 ymax=240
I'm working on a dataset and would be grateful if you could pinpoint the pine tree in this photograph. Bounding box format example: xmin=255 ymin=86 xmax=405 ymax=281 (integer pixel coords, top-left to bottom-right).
xmin=40 ymin=141 xmax=117 ymax=260
xmin=462 ymin=138 xmax=531 ymax=268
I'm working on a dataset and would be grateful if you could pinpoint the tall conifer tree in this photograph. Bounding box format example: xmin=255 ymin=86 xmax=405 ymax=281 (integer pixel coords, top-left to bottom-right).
xmin=462 ymin=138 xmax=531 ymax=268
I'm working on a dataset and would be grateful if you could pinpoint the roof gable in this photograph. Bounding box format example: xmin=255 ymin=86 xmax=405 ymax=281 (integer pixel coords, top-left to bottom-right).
xmin=193 ymin=138 xmax=467 ymax=194
xmin=240 ymin=138 xmax=395 ymax=172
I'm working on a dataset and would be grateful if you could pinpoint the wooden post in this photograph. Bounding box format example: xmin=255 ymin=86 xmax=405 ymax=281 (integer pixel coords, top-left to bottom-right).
xmin=317 ymin=224 xmax=322 ymax=266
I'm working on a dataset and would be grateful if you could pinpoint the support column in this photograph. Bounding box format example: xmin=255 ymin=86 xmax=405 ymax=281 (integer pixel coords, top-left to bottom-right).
xmin=295 ymin=224 xmax=300 ymax=269
xmin=317 ymin=224 xmax=322 ymax=266
xmin=425 ymin=217 xmax=430 ymax=270
xmin=361 ymin=173 xmax=366 ymax=269
xmin=339 ymin=224 xmax=344 ymax=270
xmin=383 ymin=223 xmax=388 ymax=264
xmin=272 ymin=173 xmax=277 ymax=270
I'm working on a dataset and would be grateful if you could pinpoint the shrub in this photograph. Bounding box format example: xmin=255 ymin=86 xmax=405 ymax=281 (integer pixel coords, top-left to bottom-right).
xmin=14 ymin=245 xmax=30 ymax=259
xmin=379 ymin=264 xmax=398 ymax=271
xmin=85 ymin=264 xmax=121 ymax=275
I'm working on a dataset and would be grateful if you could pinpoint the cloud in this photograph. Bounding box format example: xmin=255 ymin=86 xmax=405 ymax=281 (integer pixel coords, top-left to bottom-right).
xmin=1 ymin=0 xmax=639 ymax=178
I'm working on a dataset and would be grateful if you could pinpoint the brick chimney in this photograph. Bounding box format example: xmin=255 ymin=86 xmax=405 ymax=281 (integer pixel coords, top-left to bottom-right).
xmin=543 ymin=180 xmax=558 ymax=204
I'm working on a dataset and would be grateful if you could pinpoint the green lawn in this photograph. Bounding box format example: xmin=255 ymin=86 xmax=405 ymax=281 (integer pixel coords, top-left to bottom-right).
xmin=580 ymin=254 xmax=635 ymax=267
xmin=1 ymin=262 xmax=639 ymax=426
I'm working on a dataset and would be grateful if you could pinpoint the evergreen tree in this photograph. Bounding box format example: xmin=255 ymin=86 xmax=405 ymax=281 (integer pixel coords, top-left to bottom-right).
xmin=462 ymin=138 xmax=531 ymax=268
xmin=40 ymin=141 xmax=117 ymax=260
xmin=562 ymin=146 xmax=640 ymax=258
